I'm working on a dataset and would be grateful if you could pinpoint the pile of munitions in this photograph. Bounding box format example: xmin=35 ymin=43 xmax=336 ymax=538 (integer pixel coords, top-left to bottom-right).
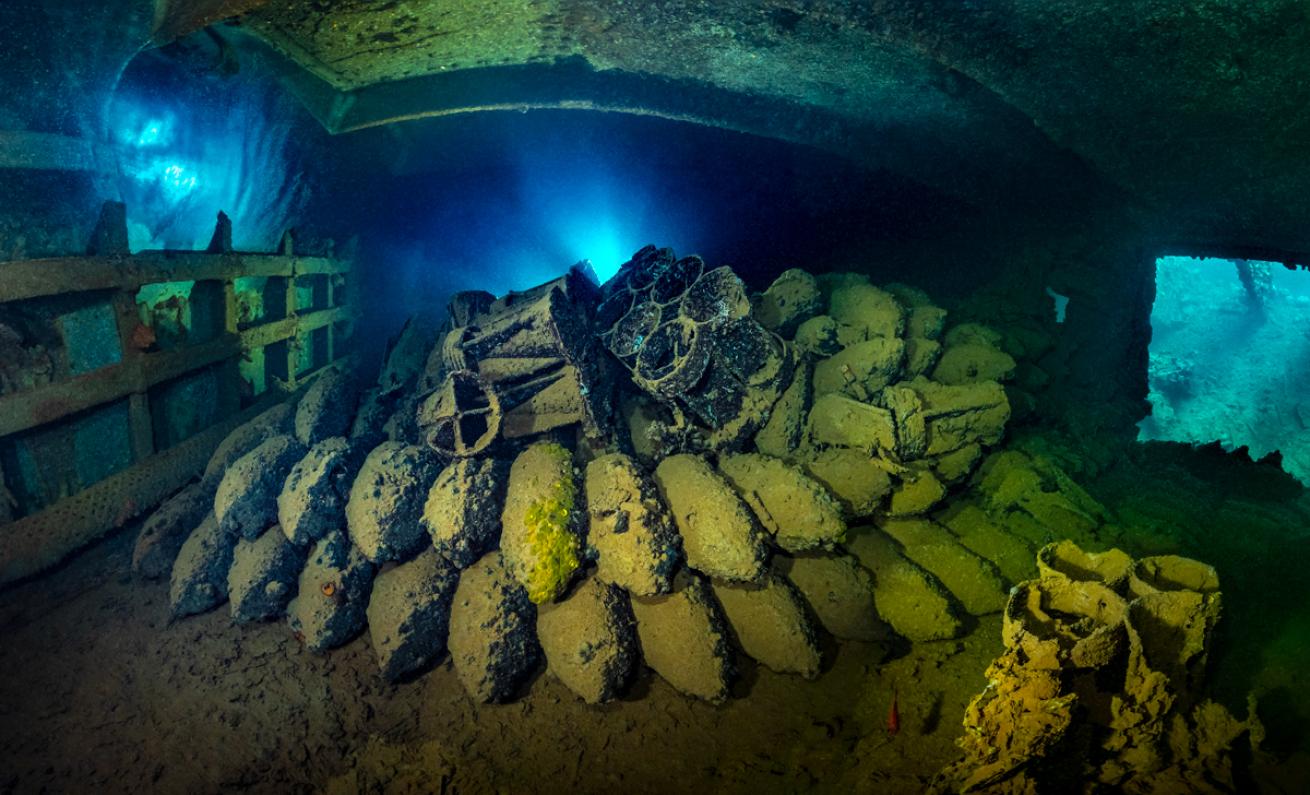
xmin=135 ymin=244 xmax=1081 ymax=705
xmin=932 ymin=541 xmax=1257 ymax=794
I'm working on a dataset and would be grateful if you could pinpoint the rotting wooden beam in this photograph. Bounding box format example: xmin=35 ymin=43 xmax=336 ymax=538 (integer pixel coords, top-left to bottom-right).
xmin=0 ymin=131 xmax=118 ymax=174
xmin=0 ymin=223 xmax=357 ymax=587
xmin=325 ymin=274 xmax=336 ymax=362
xmin=0 ymin=251 xmax=347 ymax=303
xmin=284 ymin=270 xmax=299 ymax=389
xmin=111 ymin=288 xmax=155 ymax=463
xmin=0 ymin=337 xmax=239 ymax=438
xmin=236 ymin=305 xmax=353 ymax=348
xmin=0 ymin=306 xmax=356 ymax=438
xmin=0 ymin=386 xmax=302 ymax=587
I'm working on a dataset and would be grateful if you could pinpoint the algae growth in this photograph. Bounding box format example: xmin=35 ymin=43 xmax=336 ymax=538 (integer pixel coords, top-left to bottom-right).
xmin=520 ymin=464 xmax=582 ymax=604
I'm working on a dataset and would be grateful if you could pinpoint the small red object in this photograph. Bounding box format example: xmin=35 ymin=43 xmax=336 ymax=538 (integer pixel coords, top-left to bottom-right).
xmin=887 ymin=689 xmax=900 ymax=735
xmin=113 ymin=498 xmax=137 ymax=528
xmin=130 ymin=323 xmax=157 ymax=351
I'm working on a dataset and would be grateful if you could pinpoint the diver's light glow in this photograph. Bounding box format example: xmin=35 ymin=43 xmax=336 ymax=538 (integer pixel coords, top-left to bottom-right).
xmin=554 ymin=214 xmax=630 ymax=284
xmin=515 ymin=145 xmax=692 ymax=289
xmin=158 ymin=162 xmax=199 ymax=197
xmin=389 ymin=131 xmax=703 ymax=304
xmin=108 ymin=64 xmax=305 ymax=253
xmin=132 ymin=116 xmax=174 ymax=148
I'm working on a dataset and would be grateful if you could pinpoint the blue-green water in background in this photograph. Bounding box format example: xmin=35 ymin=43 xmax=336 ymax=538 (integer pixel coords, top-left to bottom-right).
xmin=1140 ymin=256 xmax=1310 ymax=484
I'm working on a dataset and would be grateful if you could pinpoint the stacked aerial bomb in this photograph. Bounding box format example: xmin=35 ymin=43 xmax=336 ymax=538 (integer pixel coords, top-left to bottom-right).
xmin=139 ymin=247 xmax=1030 ymax=706
xmin=612 ymin=258 xmax=1027 ymax=643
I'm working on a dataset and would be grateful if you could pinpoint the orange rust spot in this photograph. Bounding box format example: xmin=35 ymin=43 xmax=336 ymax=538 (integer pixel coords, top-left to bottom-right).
xmin=130 ymin=323 xmax=157 ymax=352
xmin=321 ymin=582 xmax=336 ymax=597
xmin=113 ymin=498 xmax=137 ymax=528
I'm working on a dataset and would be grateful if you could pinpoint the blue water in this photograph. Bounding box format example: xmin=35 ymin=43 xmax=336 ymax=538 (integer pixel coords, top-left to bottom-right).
xmin=107 ymin=52 xmax=308 ymax=252
xmin=1141 ymin=256 xmax=1310 ymax=483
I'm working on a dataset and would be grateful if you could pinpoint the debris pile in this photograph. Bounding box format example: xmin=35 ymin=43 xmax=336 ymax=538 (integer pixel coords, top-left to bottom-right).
xmin=416 ymin=270 xmax=612 ymax=457
xmin=141 ymin=245 xmax=1165 ymax=715
xmin=932 ymin=540 xmax=1257 ymax=794
xmin=599 ymin=247 xmax=794 ymax=448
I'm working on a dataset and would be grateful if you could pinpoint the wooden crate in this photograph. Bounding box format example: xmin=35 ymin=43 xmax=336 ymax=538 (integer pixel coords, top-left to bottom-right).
xmin=0 ymin=202 xmax=359 ymax=584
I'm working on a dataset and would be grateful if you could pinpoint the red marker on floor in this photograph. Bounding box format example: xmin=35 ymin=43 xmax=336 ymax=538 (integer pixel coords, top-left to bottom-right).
xmin=887 ymin=689 xmax=900 ymax=736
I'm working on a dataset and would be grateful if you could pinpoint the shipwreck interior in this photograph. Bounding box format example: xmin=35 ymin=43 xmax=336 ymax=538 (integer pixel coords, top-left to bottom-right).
xmin=2 ymin=2 xmax=1310 ymax=793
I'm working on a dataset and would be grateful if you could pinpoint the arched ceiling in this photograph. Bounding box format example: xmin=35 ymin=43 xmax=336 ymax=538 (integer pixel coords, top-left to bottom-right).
xmin=147 ymin=0 xmax=1310 ymax=252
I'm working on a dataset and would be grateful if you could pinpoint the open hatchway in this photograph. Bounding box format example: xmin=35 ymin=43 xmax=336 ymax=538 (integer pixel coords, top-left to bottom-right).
xmin=1141 ymin=255 xmax=1310 ymax=485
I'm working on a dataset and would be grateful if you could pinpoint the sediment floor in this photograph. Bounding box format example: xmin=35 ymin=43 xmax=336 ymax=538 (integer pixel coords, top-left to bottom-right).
xmin=2 ymin=442 xmax=1309 ymax=794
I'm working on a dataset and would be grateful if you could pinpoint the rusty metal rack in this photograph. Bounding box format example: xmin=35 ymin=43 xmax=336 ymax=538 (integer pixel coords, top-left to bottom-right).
xmin=0 ymin=202 xmax=358 ymax=585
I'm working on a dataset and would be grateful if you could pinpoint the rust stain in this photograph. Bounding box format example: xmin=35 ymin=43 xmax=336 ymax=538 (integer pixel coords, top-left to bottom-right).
xmin=131 ymin=323 xmax=158 ymax=352
xmin=113 ymin=498 xmax=137 ymax=528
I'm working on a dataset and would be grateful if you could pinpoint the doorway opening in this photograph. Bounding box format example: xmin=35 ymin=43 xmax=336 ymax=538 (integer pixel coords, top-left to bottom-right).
xmin=1139 ymin=255 xmax=1310 ymax=483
